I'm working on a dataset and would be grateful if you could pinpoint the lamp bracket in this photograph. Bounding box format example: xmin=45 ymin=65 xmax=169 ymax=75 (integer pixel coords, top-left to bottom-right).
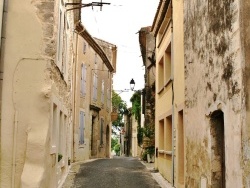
xmin=65 ymin=1 xmax=110 ymax=11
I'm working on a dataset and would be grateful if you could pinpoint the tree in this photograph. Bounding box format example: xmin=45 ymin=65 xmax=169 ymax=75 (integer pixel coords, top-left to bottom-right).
xmin=111 ymin=137 xmax=118 ymax=150
xmin=112 ymin=90 xmax=128 ymax=134
xmin=114 ymin=144 xmax=120 ymax=156
xmin=130 ymin=90 xmax=142 ymax=146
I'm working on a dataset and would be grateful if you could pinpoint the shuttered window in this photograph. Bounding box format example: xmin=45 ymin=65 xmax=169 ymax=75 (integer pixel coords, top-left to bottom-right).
xmin=101 ymin=80 xmax=105 ymax=104
xmin=79 ymin=111 xmax=85 ymax=145
xmin=80 ymin=64 xmax=87 ymax=96
xmin=92 ymin=73 xmax=98 ymax=101
xmin=100 ymin=118 xmax=104 ymax=145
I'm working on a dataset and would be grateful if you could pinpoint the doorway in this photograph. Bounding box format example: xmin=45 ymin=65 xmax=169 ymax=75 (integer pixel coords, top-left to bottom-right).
xmin=106 ymin=125 xmax=110 ymax=157
xmin=210 ymin=110 xmax=225 ymax=188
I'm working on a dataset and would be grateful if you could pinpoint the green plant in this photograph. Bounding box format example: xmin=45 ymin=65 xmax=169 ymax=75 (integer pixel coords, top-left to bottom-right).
xmin=114 ymin=143 xmax=120 ymax=156
xmin=144 ymin=124 xmax=154 ymax=138
xmin=111 ymin=137 xmax=118 ymax=150
xmin=130 ymin=91 xmax=141 ymax=125
xmin=58 ymin=153 xmax=63 ymax=162
xmin=141 ymin=151 xmax=147 ymax=161
xmin=146 ymin=146 xmax=155 ymax=155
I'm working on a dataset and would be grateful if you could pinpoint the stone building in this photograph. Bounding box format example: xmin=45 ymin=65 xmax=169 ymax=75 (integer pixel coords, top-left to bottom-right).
xmin=184 ymin=0 xmax=250 ymax=187
xmin=0 ymin=0 xmax=80 ymax=187
xmin=151 ymin=0 xmax=184 ymax=187
xmin=73 ymin=22 xmax=116 ymax=160
xmin=138 ymin=26 xmax=156 ymax=160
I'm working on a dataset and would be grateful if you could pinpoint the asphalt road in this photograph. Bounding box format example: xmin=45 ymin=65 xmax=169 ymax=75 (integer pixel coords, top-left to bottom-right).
xmin=74 ymin=156 xmax=161 ymax=188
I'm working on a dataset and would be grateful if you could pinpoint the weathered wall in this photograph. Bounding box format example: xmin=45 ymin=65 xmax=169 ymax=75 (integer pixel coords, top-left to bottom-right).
xmin=240 ymin=0 xmax=250 ymax=186
xmin=184 ymin=0 xmax=245 ymax=187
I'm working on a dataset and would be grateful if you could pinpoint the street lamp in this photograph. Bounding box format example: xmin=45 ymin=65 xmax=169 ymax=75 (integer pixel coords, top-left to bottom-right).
xmin=130 ymin=78 xmax=135 ymax=91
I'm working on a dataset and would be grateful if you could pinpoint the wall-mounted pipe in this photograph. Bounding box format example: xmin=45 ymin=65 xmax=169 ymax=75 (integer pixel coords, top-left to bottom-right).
xmin=0 ymin=0 xmax=5 ymax=49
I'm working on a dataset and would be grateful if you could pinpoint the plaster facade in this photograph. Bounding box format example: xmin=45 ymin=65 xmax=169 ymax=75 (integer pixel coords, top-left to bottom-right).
xmin=151 ymin=0 xmax=184 ymax=187
xmin=0 ymin=0 xmax=80 ymax=187
xmin=74 ymin=23 xmax=116 ymax=161
xmin=184 ymin=0 xmax=250 ymax=187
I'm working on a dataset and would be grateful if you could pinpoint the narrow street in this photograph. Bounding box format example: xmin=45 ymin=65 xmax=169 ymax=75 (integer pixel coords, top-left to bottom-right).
xmin=64 ymin=157 xmax=162 ymax=188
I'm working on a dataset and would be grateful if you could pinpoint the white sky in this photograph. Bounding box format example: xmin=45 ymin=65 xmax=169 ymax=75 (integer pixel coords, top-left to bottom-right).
xmin=81 ymin=0 xmax=158 ymax=107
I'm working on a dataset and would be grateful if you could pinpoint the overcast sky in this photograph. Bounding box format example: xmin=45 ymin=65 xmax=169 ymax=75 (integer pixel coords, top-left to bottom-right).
xmin=81 ymin=0 xmax=158 ymax=107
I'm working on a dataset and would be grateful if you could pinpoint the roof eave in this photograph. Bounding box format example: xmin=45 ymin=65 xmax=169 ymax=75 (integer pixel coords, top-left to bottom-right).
xmin=75 ymin=22 xmax=114 ymax=72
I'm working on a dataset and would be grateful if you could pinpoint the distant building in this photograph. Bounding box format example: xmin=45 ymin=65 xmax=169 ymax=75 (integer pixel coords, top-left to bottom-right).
xmin=130 ymin=112 xmax=141 ymax=158
xmin=0 ymin=0 xmax=80 ymax=187
xmin=184 ymin=0 xmax=250 ymax=187
xmin=74 ymin=23 xmax=117 ymax=160
xmin=151 ymin=0 xmax=184 ymax=187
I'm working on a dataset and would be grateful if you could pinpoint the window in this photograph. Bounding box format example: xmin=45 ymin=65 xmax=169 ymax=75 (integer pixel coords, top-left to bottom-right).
xmin=52 ymin=104 xmax=58 ymax=151
xmin=61 ymin=15 xmax=67 ymax=75
xmin=100 ymin=118 xmax=104 ymax=145
xmin=178 ymin=111 xmax=184 ymax=185
xmin=59 ymin=111 xmax=65 ymax=159
xmin=80 ymin=64 xmax=87 ymax=96
xmin=157 ymin=42 xmax=172 ymax=93
xmin=101 ymin=80 xmax=105 ymax=104
xmin=56 ymin=2 xmax=65 ymax=71
xmin=159 ymin=119 xmax=164 ymax=151
xmin=158 ymin=57 xmax=164 ymax=90
xmin=166 ymin=115 xmax=172 ymax=151
xmin=92 ymin=73 xmax=98 ymax=101
xmin=164 ymin=43 xmax=171 ymax=84
xmin=83 ymin=42 xmax=86 ymax=54
xmin=95 ymin=53 xmax=97 ymax=64
xmin=79 ymin=111 xmax=85 ymax=145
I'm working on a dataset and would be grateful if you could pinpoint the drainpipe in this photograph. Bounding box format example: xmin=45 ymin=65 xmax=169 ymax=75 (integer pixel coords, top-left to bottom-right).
xmin=170 ymin=0 xmax=175 ymax=186
xmin=0 ymin=0 xmax=4 ymax=49
xmin=72 ymin=28 xmax=79 ymax=162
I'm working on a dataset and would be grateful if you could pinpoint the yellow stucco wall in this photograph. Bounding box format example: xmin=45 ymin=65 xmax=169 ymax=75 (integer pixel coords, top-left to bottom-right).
xmin=154 ymin=0 xmax=184 ymax=186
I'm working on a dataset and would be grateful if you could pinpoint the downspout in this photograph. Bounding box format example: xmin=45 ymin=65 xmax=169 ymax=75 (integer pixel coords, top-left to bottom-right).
xmin=72 ymin=30 xmax=78 ymax=162
xmin=0 ymin=0 xmax=5 ymax=49
xmin=170 ymin=0 xmax=175 ymax=186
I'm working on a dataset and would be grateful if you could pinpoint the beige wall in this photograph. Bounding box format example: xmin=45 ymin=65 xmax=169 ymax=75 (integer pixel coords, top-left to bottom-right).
xmin=1 ymin=0 xmax=76 ymax=187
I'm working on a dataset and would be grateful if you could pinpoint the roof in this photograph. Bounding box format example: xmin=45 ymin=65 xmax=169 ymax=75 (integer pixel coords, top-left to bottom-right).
xmin=75 ymin=22 xmax=114 ymax=72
